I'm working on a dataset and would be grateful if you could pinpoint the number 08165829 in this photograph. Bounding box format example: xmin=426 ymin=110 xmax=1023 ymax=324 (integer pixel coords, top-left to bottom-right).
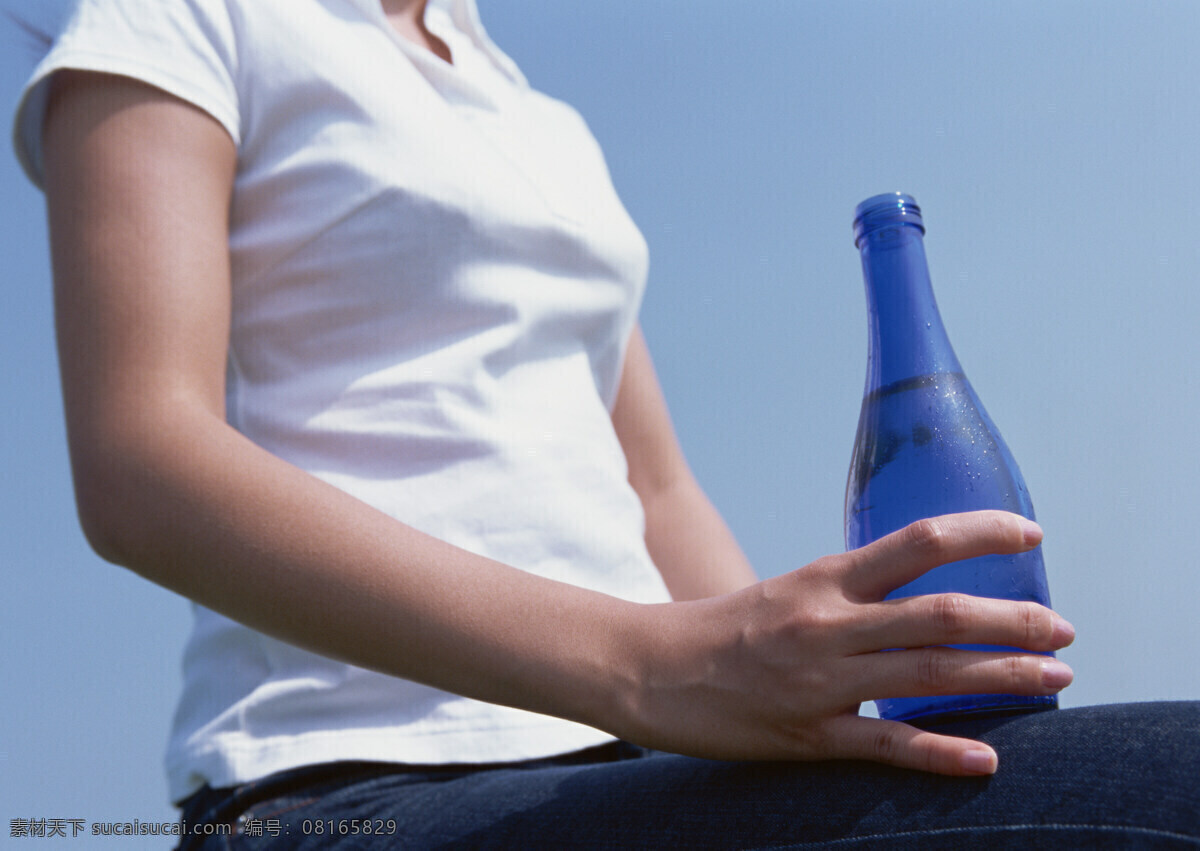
xmin=301 ymin=818 xmax=398 ymax=836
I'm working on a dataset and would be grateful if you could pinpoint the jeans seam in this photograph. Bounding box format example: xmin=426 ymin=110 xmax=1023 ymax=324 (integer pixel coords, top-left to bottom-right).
xmin=759 ymin=823 xmax=1200 ymax=849
xmin=239 ymin=796 xmax=323 ymax=827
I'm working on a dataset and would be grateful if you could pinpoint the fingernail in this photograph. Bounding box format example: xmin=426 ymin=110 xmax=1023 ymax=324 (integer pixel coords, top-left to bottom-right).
xmin=1041 ymin=659 xmax=1074 ymax=689
xmin=961 ymin=748 xmax=997 ymax=775
xmin=1019 ymin=517 xmax=1043 ymax=547
xmin=1051 ymin=615 xmax=1075 ymax=647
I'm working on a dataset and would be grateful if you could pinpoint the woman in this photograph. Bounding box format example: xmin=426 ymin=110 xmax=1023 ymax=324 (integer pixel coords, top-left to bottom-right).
xmin=13 ymin=0 xmax=1198 ymax=846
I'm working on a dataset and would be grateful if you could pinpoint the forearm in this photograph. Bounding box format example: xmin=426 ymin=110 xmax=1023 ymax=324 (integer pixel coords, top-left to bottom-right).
xmin=640 ymin=473 xmax=758 ymax=600
xmin=77 ymin=400 xmax=644 ymax=734
xmin=610 ymin=327 xmax=757 ymax=600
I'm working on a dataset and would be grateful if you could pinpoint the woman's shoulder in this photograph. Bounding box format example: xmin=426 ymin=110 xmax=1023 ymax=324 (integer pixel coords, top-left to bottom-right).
xmin=13 ymin=0 xmax=246 ymax=186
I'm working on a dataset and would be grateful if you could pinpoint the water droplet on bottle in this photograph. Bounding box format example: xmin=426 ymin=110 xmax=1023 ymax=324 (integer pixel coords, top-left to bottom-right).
xmin=925 ymin=322 xmax=931 ymax=329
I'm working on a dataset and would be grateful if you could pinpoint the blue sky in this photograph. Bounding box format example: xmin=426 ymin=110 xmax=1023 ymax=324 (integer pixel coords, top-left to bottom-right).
xmin=3 ymin=1 xmax=1199 ymax=842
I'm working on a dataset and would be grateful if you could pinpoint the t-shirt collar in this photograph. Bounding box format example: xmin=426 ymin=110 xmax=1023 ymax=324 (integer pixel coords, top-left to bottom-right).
xmin=351 ymin=0 xmax=527 ymax=89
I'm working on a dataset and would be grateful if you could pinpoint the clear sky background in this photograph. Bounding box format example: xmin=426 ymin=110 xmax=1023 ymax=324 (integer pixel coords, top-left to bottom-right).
xmin=3 ymin=1 xmax=1199 ymax=845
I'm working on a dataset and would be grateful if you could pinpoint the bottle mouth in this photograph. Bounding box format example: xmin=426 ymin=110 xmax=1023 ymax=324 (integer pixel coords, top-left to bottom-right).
xmin=853 ymin=192 xmax=925 ymax=246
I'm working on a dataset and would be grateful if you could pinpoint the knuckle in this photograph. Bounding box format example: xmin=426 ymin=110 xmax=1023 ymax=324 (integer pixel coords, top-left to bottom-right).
xmin=1003 ymin=654 xmax=1030 ymax=689
xmin=798 ymin=604 xmax=838 ymax=635
xmin=870 ymin=725 xmax=902 ymax=764
xmin=1020 ymin=605 xmax=1047 ymax=648
xmin=782 ymin=646 xmax=834 ymax=694
xmin=930 ymin=593 xmax=975 ymax=637
xmin=785 ymin=720 xmax=831 ymax=758
xmin=799 ymin=667 xmax=832 ymax=696
xmin=904 ymin=517 xmax=949 ymax=556
xmin=916 ymin=649 xmax=955 ymax=690
xmin=981 ymin=509 xmax=1012 ymax=536
xmin=1001 ymin=510 xmax=1030 ymax=545
xmin=803 ymin=555 xmax=850 ymax=590
xmin=792 ymin=602 xmax=847 ymax=651
xmin=774 ymin=713 xmax=836 ymax=761
xmin=790 ymin=579 xmax=854 ymax=634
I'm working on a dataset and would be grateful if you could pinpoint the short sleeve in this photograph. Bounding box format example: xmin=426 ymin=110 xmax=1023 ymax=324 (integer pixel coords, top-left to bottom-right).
xmin=12 ymin=0 xmax=240 ymax=188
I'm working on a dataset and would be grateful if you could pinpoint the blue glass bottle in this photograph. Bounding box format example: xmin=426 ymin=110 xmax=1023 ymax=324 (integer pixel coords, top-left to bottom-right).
xmin=844 ymin=193 xmax=1056 ymax=724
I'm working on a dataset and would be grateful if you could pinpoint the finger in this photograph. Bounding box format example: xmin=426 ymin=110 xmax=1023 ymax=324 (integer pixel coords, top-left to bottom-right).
xmin=825 ymin=713 xmax=999 ymax=776
xmin=845 ymin=594 xmax=1075 ymax=654
xmin=840 ymin=646 xmax=1073 ymax=704
xmin=842 ymin=511 xmax=1042 ymax=602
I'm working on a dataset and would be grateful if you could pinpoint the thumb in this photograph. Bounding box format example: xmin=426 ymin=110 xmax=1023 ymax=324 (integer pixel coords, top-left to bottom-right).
xmin=824 ymin=714 xmax=998 ymax=777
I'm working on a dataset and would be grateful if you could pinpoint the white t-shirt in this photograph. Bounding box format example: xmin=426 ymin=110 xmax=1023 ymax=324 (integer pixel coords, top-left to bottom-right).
xmin=15 ymin=0 xmax=673 ymax=803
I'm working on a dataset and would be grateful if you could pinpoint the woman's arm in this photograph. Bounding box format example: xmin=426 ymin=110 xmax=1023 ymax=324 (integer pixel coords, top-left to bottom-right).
xmin=43 ymin=70 xmax=643 ymax=732
xmin=612 ymin=327 xmax=758 ymax=599
xmin=44 ymin=70 xmax=1072 ymax=778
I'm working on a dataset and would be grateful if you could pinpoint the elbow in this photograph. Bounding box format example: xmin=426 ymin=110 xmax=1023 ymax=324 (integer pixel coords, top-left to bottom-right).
xmin=63 ymin=400 xmax=223 ymax=574
xmin=77 ymin=516 xmax=129 ymax=568
xmin=67 ymin=441 xmax=162 ymax=568
xmin=71 ymin=468 xmax=138 ymax=566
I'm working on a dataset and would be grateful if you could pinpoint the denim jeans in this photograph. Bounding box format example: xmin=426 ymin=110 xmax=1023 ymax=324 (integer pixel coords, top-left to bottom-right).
xmin=175 ymin=701 xmax=1200 ymax=849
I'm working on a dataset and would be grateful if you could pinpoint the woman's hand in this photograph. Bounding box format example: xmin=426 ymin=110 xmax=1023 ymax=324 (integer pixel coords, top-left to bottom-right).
xmin=619 ymin=510 xmax=1074 ymax=776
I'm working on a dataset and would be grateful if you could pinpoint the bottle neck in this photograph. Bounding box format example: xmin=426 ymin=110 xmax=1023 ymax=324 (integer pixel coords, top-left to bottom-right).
xmin=858 ymin=223 xmax=962 ymax=393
